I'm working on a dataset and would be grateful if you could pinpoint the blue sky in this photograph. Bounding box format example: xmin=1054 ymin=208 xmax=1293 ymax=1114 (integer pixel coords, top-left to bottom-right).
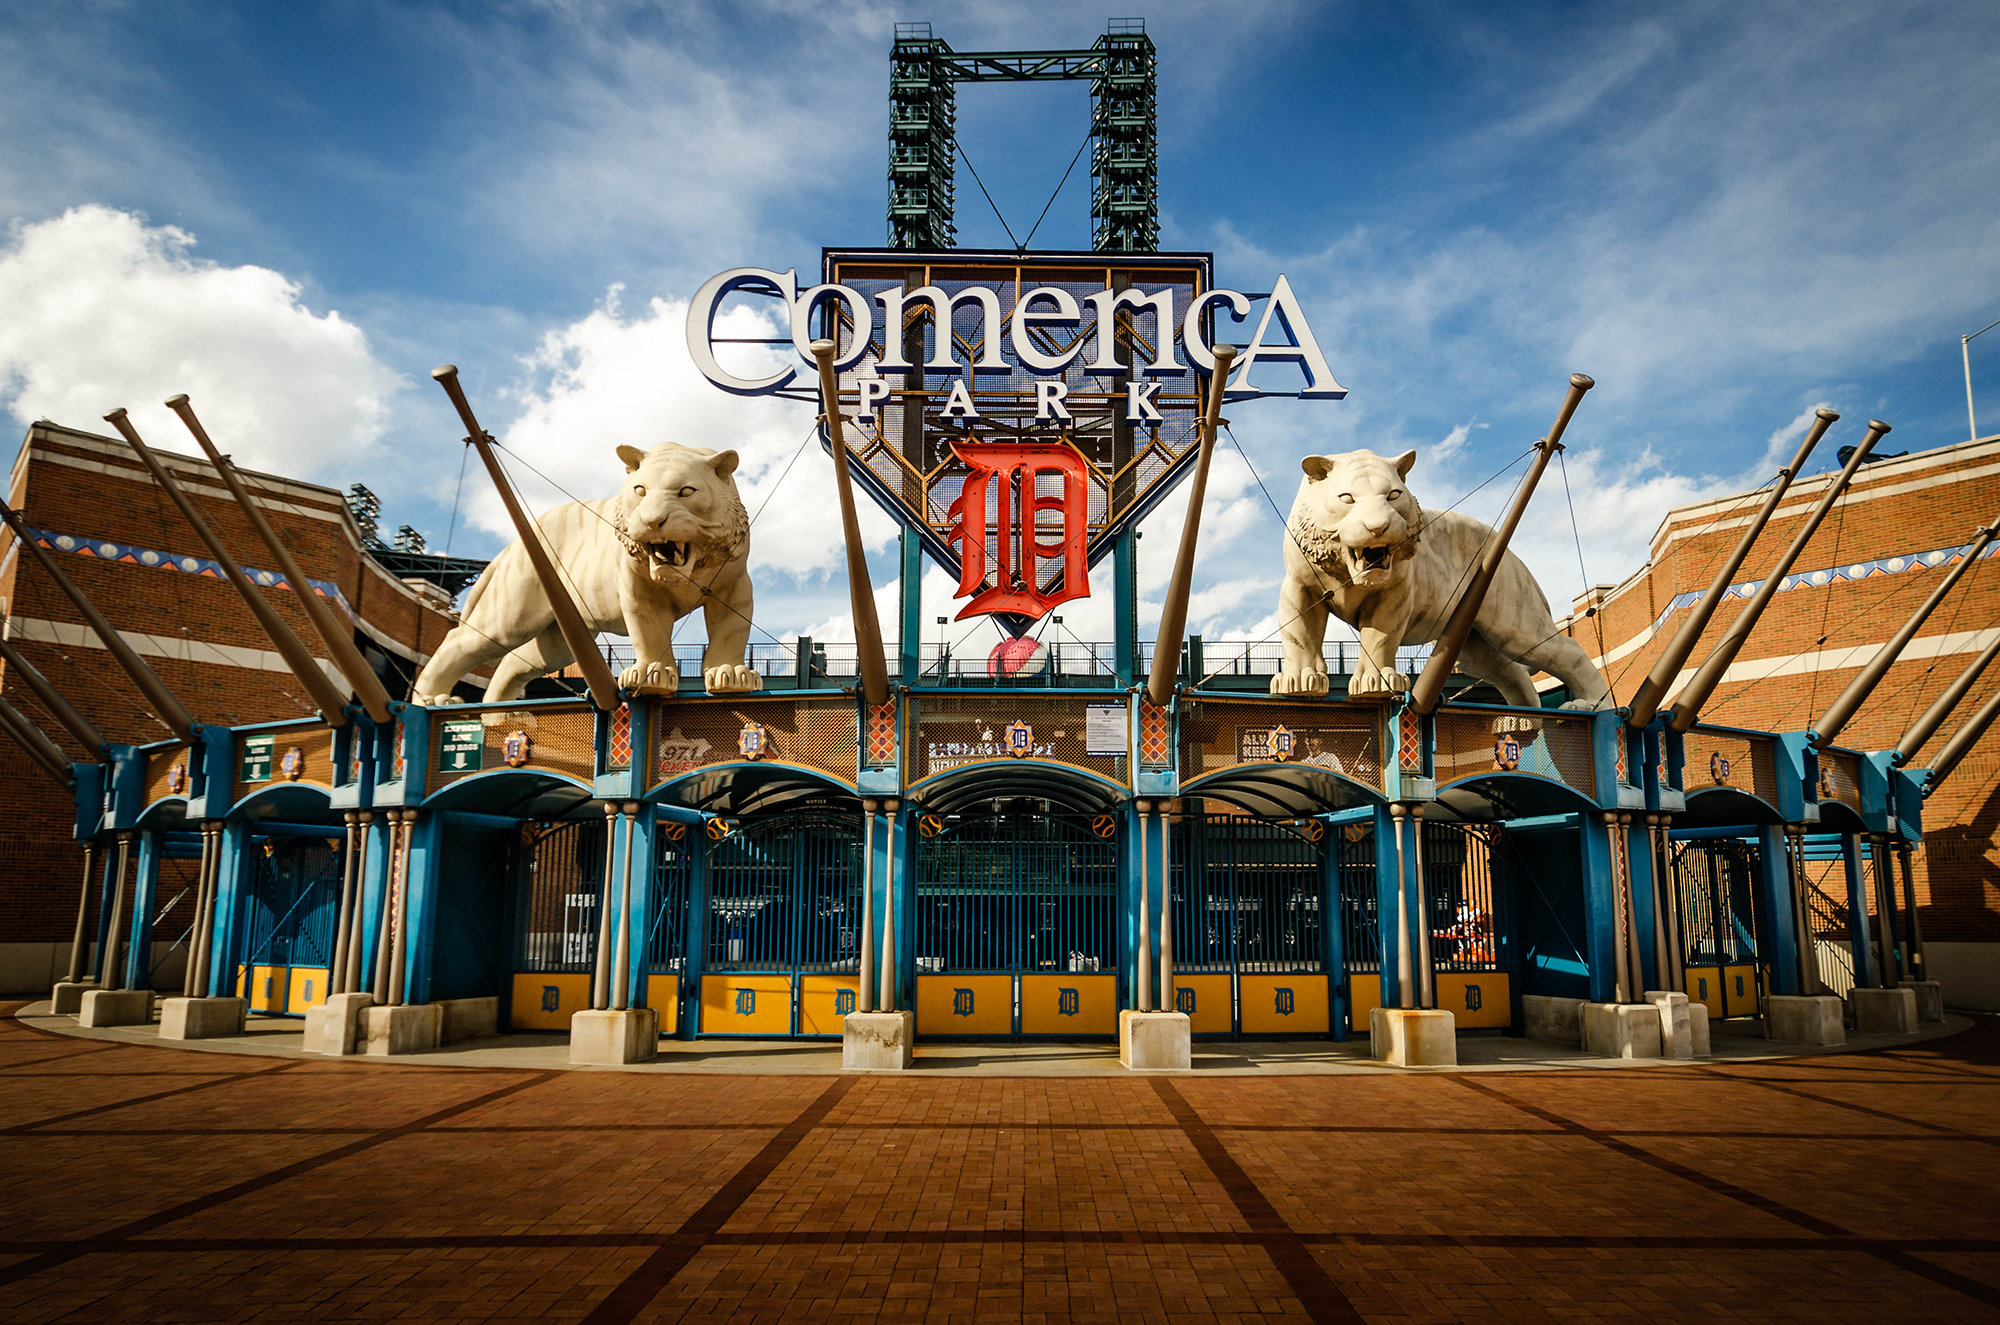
xmin=3 ymin=1 xmax=1998 ymax=655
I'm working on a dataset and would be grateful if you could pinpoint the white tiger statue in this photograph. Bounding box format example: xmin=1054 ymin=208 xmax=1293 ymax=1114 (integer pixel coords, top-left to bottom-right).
xmin=1270 ymin=447 xmax=1609 ymax=710
xmin=412 ymin=441 xmax=757 ymax=705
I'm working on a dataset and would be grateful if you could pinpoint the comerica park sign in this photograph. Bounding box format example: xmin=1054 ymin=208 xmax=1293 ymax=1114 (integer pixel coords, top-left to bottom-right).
xmin=685 ymin=250 xmax=1344 ymax=624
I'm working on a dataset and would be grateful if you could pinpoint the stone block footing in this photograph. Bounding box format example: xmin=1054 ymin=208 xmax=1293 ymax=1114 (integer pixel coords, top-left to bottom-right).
xmin=439 ymin=997 xmax=499 ymax=1044
xmin=1766 ymin=994 xmax=1846 ymax=1045
xmin=1581 ymin=1003 xmax=1663 ymax=1058
xmin=1644 ymin=990 xmax=1696 ymax=1059
xmin=306 ymin=992 xmax=374 ymax=1055
xmin=1521 ymin=994 xmax=1585 ymax=1048
xmin=1851 ymin=986 xmax=1918 ymax=1035
xmin=363 ymin=1002 xmax=442 ymax=1056
xmin=1119 ymin=1010 xmax=1192 ymax=1071
xmin=77 ymin=988 xmax=153 ymax=1028
xmin=1903 ymin=980 xmax=1945 ymax=1023
xmin=50 ymin=981 xmax=98 ymax=1015
xmin=1370 ymin=1007 xmax=1457 ymax=1066
xmin=570 ymin=1008 xmax=660 ymax=1065
xmin=843 ymin=1010 xmax=916 ymax=1071
xmin=1689 ymin=1003 xmax=1711 ymax=1056
xmin=159 ymin=996 xmax=245 ymax=1040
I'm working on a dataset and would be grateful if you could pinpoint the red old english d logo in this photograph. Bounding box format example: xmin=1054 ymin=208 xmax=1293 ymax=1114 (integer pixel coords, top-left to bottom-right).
xmin=946 ymin=440 xmax=1091 ymax=620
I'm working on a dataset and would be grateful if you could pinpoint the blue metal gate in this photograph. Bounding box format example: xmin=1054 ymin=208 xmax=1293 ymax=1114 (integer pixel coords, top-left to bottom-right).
xmin=912 ymin=808 xmax=1119 ymax=1038
xmin=240 ymin=835 xmax=340 ymax=1016
xmin=697 ymin=805 xmax=863 ymax=1036
xmin=1170 ymin=811 xmax=1329 ymax=1035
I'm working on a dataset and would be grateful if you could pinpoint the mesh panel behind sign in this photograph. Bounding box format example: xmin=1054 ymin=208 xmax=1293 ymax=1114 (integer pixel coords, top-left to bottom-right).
xmin=909 ymin=695 xmax=1129 ymax=785
xmin=650 ymin=698 xmax=858 ymax=788
xmin=1433 ymin=710 xmax=1594 ymax=795
xmin=1177 ymin=699 xmax=1383 ymax=791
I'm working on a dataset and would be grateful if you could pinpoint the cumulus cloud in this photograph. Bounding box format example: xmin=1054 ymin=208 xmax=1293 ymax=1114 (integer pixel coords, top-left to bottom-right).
xmin=489 ymin=287 xmax=901 ymax=645
xmin=0 ymin=206 xmax=399 ymax=479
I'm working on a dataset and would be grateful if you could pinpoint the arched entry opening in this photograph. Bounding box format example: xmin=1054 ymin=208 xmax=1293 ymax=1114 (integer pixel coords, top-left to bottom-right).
xmin=230 ymin=785 xmax=343 ymax=1017
xmin=1673 ymin=787 xmax=1785 ymax=1019
xmin=689 ymin=800 xmax=864 ymax=1037
xmin=906 ymin=762 xmax=1125 ymax=1040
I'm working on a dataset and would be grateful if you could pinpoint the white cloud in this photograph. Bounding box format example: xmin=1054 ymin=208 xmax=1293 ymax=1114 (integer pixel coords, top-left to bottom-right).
xmin=0 ymin=206 xmax=398 ymax=479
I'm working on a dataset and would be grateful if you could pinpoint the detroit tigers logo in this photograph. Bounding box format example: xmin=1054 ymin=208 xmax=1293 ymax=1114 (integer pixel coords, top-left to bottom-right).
xmin=1266 ymin=725 xmax=1296 ymax=761
xmin=835 ymin=989 xmax=856 ymax=1016
xmin=953 ymin=988 xmax=975 ymax=1017
xmin=946 ymin=440 xmax=1091 ymax=620
xmin=1004 ymin=720 xmax=1035 ymax=757
xmin=737 ymin=721 xmax=771 ymax=760
xmin=1494 ymin=736 xmax=1521 ymax=772
xmin=502 ymin=729 xmax=533 ymax=768
xmin=541 ymin=985 xmax=561 ymax=1013
xmin=1710 ymin=751 xmax=1732 ymax=784
xmin=1273 ymin=987 xmax=1295 ymax=1016
xmin=735 ymin=988 xmax=757 ymax=1016
xmin=1057 ymin=988 xmax=1080 ymax=1017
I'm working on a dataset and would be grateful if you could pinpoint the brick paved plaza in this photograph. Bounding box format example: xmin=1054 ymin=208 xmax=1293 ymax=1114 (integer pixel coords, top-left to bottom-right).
xmin=2 ymin=1006 xmax=1998 ymax=1322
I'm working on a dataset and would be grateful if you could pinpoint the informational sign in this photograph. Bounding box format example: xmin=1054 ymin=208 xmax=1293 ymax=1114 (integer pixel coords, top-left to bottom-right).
xmin=439 ymin=720 xmax=485 ymax=773
xmin=238 ymin=735 xmax=274 ymax=783
xmin=1084 ymin=705 xmax=1127 ymax=757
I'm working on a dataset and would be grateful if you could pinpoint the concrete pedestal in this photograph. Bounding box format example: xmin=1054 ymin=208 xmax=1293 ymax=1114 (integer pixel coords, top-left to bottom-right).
xmin=159 ymin=996 xmax=245 ymax=1040
xmin=1119 ymin=1010 xmax=1192 ymax=1071
xmin=1851 ymin=986 xmax=1918 ymax=1034
xmin=1903 ymin=980 xmax=1945 ymax=1023
xmin=1765 ymin=994 xmax=1846 ymax=1045
xmin=1521 ymin=995 xmax=1586 ymax=1048
xmin=569 ymin=1007 xmax=660 ymax=1065
xmin=76 ymin=988 xmax=153 ymax=1028
xmin=1581 ymin=1003 xmax=1664 ymax=1058
xmin=842 ymin=1010 xmax=916 ymax=1071
xmin=439 ymin=997 xmax=499 ymax=1044
xmin=50 ymin=981 xmax=98 ymax=1015
xmin=306 ymin=992 xmax=374 ymax=1055
xmin=1688 ymin=1003 xmax=1711 ymax=1057
xmin=1644 ymin=991 xmax=1694 ymax=1060
xmin=1370 ymin=1007 xmax=1457 ymax=1066
xmin=362 ymin=1002 xmax=442 ymax=1056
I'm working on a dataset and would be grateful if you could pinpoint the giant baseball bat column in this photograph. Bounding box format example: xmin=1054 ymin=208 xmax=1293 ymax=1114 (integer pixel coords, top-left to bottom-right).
xmin=105 ymin=409 xmax=351 ymax=725
xmin=1147 ymin=344 xmax=1237 ymax=708
xmin=0 ymin=633 xmax=107 ymax=756
xmin=65 ymin=840 xmax=101 ymax=986
xmin=809 ymin=340 xmax=890 ymax=710
xmin=166 ymin=395 xmax=395 ymax=724
xmin=0 ymin=497 xmax=199 ymax=740
xmin=1921 ymin=679 xmax=2000 ymax=796
xmin=0 ymin=693 xmax=76 ymax=787
xmin=1894 ymin=631 xmax=2000 ymax=766
xmin=1812 ymin=508 xmax=2000 ymax=748
xmin=432 ymin=366 xmax=620 ymax=711
xmin=1624 ymin=410 xmax=1838 ymax=729
xmin=1666 ymin=422 xmax=1891 ymax=731
xmin=1408 ymin=374 xmax=1595 ymax=715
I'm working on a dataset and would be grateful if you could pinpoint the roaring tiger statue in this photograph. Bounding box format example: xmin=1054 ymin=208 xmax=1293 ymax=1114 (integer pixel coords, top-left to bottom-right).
xmin=411 ymin=441 xmax=757 ymax=705
xmin=1269 ymin=447 xmax=1609 ymax=710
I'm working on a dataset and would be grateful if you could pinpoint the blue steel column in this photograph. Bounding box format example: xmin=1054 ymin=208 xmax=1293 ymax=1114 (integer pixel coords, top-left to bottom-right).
xmin=90 ymin=845 xmax=118 ymax=984
xmin=680 ymin=815 xmax=709 ymax=1039
xmin=206 ymin=821 xmax=250 ymax=999
xmin=898 ymin=531 xmax=923 ymax=683
xmin=623 ymin=808 xmax=657 ymax=1011
xmin=1755 ymin=823 xmax=1801 ymax=996
xmin=402 ymin=811 xmax=442 ymax=1006
xmin=1624 ymin=816 xmax=1659 ymax=993
xmin=1322 ymin=824 xmax=1347 ymax=1041
xmin=1578 ymin=814 xmax=1620 ymax=1003
xmin=1113 ymin=530 xmax=1137 ymax=687
xmin=884 ymin=801 xmax=910 ymax=1013
xmin=1841 ymin=833 xmax=1877 ymax=987
xmin=352 ymin=814 xmax=392 ymax=999
xmin=1372 ymin=803 xmax=1400 ymax=1010
xmin=123 ymin=829 xmax=161 ymax=991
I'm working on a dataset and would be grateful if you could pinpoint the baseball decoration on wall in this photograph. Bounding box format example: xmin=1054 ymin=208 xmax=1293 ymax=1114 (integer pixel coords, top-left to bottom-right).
xmin=988 ymin=635 xmax=1050 ymax=679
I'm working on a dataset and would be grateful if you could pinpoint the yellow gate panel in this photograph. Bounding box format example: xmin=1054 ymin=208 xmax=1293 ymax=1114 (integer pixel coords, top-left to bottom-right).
xmin=511 ymin=972 xmax=591 ymax=1030
xmin=645 ymin=974 xmax=680 ymax=1034
xmin=1350 ymin=973 xmax=1383 ymax=1032
xmin=1685 ymin=967 xmax=1726 ymax=1019
xmin=916 ymin=974 xmax=1012 ymax=1036
xmin=1168 ymin=973 xmax=1233 ymax=1034
xmin=245 ymin=964 xmax=287 ymax=1014
xmin=287 ymin=966 xmax=330 ymax=1013
xmin=1240 ymin=974 xmax=1328 ymax=1035
xmin=702 ymin=974 xmax=794 ymax=1035
xmin=1435 ymin=972 xmax=1509 ymax=1028
xmin=1021 ymin=974 xmax=1116 ymax=1036
xmin=1722 ymin=964 xmax=1758 ymax=1017
xmin=799 ymin=975 xmax=861 ymax=1035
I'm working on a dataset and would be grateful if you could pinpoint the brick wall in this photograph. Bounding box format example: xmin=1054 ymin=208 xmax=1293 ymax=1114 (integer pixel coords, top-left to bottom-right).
xmin=0 ymin=422 xmax=463 ymax=945
xmin=1561 ymin=434 xmax=2000 ymax=944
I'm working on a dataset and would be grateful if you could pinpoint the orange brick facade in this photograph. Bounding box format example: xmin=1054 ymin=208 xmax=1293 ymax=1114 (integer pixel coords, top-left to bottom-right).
xmin=0 ymin=423 xmax=462 ymax=968
xmin=1560 ymin=434 xmax=2000 ymax=957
